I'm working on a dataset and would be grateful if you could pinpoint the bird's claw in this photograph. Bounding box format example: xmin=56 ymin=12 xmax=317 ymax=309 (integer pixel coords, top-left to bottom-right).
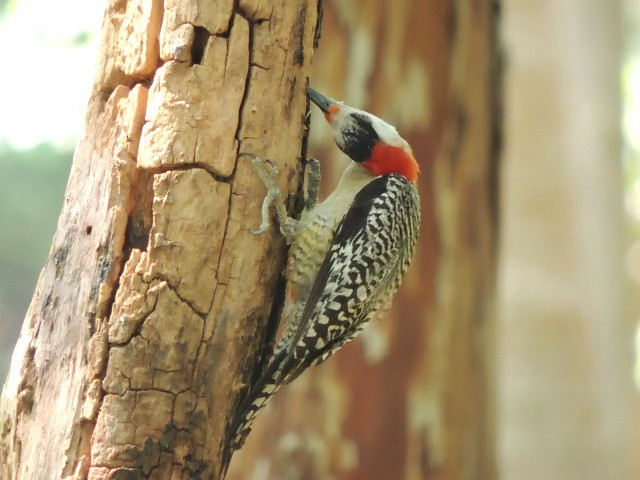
xmin=251 ymin=227 xmax=269 ymax=236
xmin=241 ymin=151 xmax=300 ymax=242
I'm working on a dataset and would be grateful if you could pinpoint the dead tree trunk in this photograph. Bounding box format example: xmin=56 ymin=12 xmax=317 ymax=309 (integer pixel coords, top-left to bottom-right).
xmin=0 ymin=1 xmax=321 ymax=479
xmin=228 ymin=1 xmax=500 ymax=479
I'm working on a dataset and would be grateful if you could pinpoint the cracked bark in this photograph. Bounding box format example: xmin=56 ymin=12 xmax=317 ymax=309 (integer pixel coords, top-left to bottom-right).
xmin=0 ymin=1 xmax=320 ymax=479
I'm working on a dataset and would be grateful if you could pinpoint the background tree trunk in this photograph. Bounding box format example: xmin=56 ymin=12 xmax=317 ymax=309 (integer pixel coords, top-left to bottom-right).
xmin=500 ymin=1 xmax=635 ymax=478
xmin=0 ymin=1 xmax=320 ymax=478
xmin=228 ymin=1 xmax=500 ymax=479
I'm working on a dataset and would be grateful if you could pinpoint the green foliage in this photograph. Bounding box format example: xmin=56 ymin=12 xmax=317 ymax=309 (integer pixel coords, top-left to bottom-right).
xmin=0 ymin=0 xmax=17 ymax=17
xmin=70 ymin=30 xmax=91 ymax=46
xmin=0 ymin=143 xmax=72 ymax=373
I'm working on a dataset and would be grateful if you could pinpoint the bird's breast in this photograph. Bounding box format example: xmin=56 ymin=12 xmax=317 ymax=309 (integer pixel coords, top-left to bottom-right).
xmin=286 ymin=212 xmax=337 ymax=300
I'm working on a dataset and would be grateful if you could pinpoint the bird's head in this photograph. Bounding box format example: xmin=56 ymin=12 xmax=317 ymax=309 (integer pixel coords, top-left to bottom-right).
xmin=307 ymin=87 xmax=420 ymax=183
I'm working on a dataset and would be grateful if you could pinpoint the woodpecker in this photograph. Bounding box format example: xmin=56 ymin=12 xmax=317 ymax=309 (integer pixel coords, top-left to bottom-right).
xmin=222 ymin=88 xmax=421 ymax=471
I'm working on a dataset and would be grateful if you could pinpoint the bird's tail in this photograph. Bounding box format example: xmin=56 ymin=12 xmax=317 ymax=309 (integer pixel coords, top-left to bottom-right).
xmin=220 ymin=349 xmax=290 ymax=476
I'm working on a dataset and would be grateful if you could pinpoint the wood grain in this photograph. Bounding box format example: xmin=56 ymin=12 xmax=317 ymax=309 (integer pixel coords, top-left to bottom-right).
xmin=0 ymin=1 xmax=321 ymax=479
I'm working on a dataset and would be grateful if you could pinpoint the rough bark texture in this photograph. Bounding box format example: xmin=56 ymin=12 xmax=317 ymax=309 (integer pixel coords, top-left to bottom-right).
xmin=0 ymin=1 xmax=320 ymax=479
xmin=228 ymin=1 xmax=500 ymax=479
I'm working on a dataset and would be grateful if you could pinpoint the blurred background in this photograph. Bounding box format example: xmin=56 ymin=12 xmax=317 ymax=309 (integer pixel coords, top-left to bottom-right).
xmin=0 ymin=0 xmax=638 ymax=478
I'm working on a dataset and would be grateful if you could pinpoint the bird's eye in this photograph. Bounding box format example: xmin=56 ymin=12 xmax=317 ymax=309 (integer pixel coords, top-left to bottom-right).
xmin=340 ymin=114 xmax=380 ymax=163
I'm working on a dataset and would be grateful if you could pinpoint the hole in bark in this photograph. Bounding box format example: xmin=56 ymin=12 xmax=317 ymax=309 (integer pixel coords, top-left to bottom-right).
xmin=86 ymin=225 xmax=93 ymax=235
xmin=123 ymin=171 xmax=154 ymax=258
xmin=192 ymin=27 xmax=211 ymax=65
xmin=124 ymin=213 xmax=151 ymax=254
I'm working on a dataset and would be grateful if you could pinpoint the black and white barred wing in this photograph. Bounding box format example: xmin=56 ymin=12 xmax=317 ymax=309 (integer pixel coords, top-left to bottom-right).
xmin=282 ymin=174 xmax=420 ymax=381
xmin=223 ymin=174 xmax=419 ymax=461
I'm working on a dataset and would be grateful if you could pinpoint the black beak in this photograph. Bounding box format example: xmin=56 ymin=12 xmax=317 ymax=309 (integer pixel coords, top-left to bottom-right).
xmin=307 ymin=87 xmax=336 ymax=114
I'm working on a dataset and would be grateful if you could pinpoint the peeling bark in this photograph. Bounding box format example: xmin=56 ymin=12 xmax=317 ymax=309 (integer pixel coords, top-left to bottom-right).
xmin=0 ymin=1 xmax=320 ymax=479
xmin=1 ymin=0 xmax=499 ymax=478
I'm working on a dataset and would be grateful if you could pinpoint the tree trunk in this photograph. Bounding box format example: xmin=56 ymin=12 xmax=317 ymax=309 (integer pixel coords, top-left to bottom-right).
xmin=501 ymin=1 xmax=634 ymax=478
xmin=0 ymin=1 xmax=499 ymax=479
xmin=228 ymin=1 xmax=500 ymax=479
xmin=0 ymin=1 xmax=320 ymax=479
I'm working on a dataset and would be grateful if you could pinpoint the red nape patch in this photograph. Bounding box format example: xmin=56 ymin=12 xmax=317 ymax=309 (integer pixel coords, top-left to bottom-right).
xmin=363 ymin=143 xmax=420 ymax=183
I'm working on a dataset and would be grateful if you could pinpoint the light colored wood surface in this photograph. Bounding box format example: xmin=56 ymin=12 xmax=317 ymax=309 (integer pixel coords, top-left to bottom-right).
xmin=0 ymin=1 xmax=320 ymax=478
